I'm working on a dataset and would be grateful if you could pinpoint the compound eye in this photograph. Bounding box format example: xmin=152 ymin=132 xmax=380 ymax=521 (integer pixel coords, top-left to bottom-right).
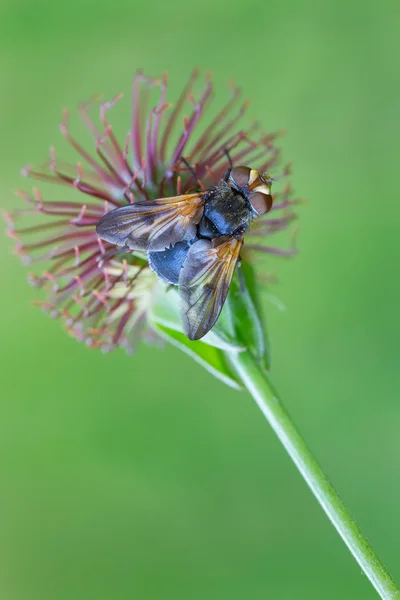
xmin=249 ymin=191 xmax=273 ymax=215
xmin=229 ymin=166 xmax=251 ymax=189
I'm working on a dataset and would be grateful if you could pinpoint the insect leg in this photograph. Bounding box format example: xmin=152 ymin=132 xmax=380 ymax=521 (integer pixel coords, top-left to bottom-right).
xmin=223 ymin=147 xmax=233 ymax=169
xmin=236 ymin=258 xmax=246 ymax=294
xmin=222 ymin=148 xmax=233 ymax=181
xmin=96 ymin=244 xmax=130 ymax=265
xmin=180 ymin=156 xmax=202 ymax=188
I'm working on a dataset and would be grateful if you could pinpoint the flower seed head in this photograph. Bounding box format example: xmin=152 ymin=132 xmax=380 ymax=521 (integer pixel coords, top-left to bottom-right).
xmin=5 ymin=70 xmax=300 ymax=352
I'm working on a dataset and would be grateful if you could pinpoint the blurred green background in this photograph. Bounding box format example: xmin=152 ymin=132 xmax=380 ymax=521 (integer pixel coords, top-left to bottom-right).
xmin=1 ymin=0 xmax=399 ymax=598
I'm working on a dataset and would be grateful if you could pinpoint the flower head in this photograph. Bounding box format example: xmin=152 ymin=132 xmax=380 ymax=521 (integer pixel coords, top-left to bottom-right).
xmin=5 ymin=70 xmax=299 ymax=354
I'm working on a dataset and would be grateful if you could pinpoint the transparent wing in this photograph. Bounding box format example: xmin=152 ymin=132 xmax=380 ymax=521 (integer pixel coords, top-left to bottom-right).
xmin=96 ymin=193 xmax=204 ymax=251
xmin=179 ymin=235 xmax=243 ymax=340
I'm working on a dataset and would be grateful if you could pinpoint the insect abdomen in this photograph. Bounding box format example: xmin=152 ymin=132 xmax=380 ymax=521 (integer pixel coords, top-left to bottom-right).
xmin=148 ymin=240 xmax=192 ymax=285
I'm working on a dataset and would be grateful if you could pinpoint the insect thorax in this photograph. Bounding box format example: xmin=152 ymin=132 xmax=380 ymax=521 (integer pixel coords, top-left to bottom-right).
xmin=203 ymin=184 xmax=252 ymax=236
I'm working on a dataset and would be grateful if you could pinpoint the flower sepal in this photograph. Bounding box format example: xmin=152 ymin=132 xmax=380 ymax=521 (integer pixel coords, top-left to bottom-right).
xmin=225 ymin=258 xmax=271 ymax=372
xmin=148 ymin=281 xmax=246 ymax=352
xmin=148 ymin=258 xmax=270 ymax=388
xmin=152 ymin=322 xmax=243 ymax=390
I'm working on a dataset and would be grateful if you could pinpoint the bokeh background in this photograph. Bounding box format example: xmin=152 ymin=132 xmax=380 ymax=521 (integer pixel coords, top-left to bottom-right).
xmin=1 ymin=0 xmax=399 ymax=598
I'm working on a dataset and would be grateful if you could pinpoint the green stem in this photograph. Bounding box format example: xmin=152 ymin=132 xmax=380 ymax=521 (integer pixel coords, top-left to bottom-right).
xmin=230 ymin=350 xmax=400 ymax=600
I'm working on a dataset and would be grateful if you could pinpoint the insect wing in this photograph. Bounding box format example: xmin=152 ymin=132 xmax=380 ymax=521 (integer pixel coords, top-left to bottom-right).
xmin=179 ymin=235 xmax=243 ymax=340
xmin=96 ymin=193 xmax=204 ymax=251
